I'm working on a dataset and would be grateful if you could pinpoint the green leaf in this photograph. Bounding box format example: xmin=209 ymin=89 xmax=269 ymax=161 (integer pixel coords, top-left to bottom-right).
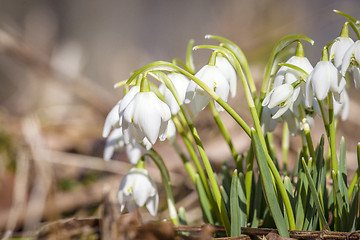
xmin=178 ymin=207 xmax=188 ymax=225
xmin=348 ymin=182 xmax=359 ymax=232
xmin=195 ymin=175 xmax=214 ymax=224
xmin=252 ymin=130 xmax=289 ymax=237
xmin=301 ymin=158 xmax=328 ymax=230
xmin=238 ymin=173 xmax=247 ymax=228
xmin=250 ymin=174 xmax=263 ymax=228
xmin=230 ymin=169 xmax=240 ymax=237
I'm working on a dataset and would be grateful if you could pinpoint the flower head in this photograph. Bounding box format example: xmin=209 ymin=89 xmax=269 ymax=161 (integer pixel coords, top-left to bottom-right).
xmin=341 ymin=40 xmax=360 ymax=88
xmin=185 ymin=65 xmax=229 ymax=117
xmin=102 ymin=101 xmax=121 ymax=138
xmin=215 ymin=56 xmax=237 ymax=98
xmin=262 ymin=83 xmax=295 ymax=119
xmin=305 ymin=56 xmax=346 ymax=107
xmin=329 ymin=37 xmax=354 ymax=69
xmin=159 ymin=73 xmax=190 ymax=115
xmin=123 ymin=91 xmax=171 ymax=146
xmin=118 ymin=168 xmax=158 ymax=216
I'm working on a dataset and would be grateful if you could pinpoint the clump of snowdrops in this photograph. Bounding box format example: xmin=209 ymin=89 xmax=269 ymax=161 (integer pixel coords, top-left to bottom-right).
xmin=102 ymin=10 xmax=360 ymax=237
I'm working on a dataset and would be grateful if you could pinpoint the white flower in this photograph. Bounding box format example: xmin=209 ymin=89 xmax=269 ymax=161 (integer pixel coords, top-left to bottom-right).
xmin=123 ymin=91 xmax=171 ymax=145
xmin=159 ymin=73 xmax=190 ymax=115
xmin=262 ymin=83 xmax=295 ymax=119
xmin=165 ymin=119 xmax=176 ymax=144
xmin=305 ymin=61 xmax=346 ymax=107
xmin=334 ymin=90 xmax=349 ymax=121
xmin=329 ymin=36 xmax=354 ymax=69
xmin=261 ymin=106 xmax=278 ymax=134
xmin=341 ymin=40 xmax=360 ymax=88
xmin=102 ymin=101 xmax=121 ymax=138
xmin=118 ymin=168 xmax=159 ymax=216
xmin=273 ymin=56 xmax=313 ymax=110
xmin=185 ymin=65 xmax=230 ymax=117
xmin=118 ymin=86 xmax=140 ymax=122
xmin=125 ymin=142 xmax=146 ymax=165
xmin=274 ymin=56 xmax=313 ymax=87
xmin=215 ymin=56 xmax=237 ymax=98
xmin=103 ymin=127 xmax=146 ymax=164
xmin=103 ymin=128 xmax=124 ymax=161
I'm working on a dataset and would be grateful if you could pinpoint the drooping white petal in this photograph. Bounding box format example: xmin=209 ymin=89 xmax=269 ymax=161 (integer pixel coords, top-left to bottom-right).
xmin=159 ymin=73 xmax=190 ymax=115
xmin=329 ymin=37 xmax=354 ymax=69
xmin=272 ymin=100 xmax=292 ymax=119
xmin=341 ymin=40 xmax=360 ymax=75
xmin=103 ymin=128 xmax=124 ymax=161
xmin=125 ymin=142 xmax=144 ymax=165
xmin=215 ymin=56 xmax=237 ymax=98
xmin=309 ymin=61 xmax=333 ymax=100
xmin=261 ymin=106 xmax=278 ymax=134
xmin=103 ymin=101 xmax=121 ymax=138
xmin=267 ymin=84 xmax=294 ymax=109
xmin=119 ymin=86 xmax=140 ymax=118
xmin=133 ymin=174 xmax=153 ymax=207
xmin=145 ymin=193 xmax=159 ymax=216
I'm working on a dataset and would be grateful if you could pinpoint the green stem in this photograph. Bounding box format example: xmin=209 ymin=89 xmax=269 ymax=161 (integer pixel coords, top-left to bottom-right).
xmin=146 ymin=149 xmax=179 ymax=225
xmin=328 ymin=93 xmax=339 ymax=172
xmin=209 ymin=101 xmax=238 ymax=162
xmin=282 ymin=122 xmax=290 ymax=173
xmin=173 ymin=141 xmax=197 ymax=184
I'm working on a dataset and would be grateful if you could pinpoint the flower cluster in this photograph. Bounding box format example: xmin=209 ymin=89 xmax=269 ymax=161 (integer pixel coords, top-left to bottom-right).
xmin=100 ymin=11 xmax=360 ymax=235
xmin=262 ymin=22 xmax=357 ymax=135
xmin=103 ymin=53 xmax=237 ymax=216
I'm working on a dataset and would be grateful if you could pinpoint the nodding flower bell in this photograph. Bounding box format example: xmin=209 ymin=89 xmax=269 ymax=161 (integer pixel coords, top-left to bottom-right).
xmin=215 ymin=56 xmax=237 ymax=98
xmin=122 ymin=77 xmax=171 ymax=146
xmin=102 ymin=100 xmax=121 ymax=138
xmin=305 ymin=48 xmax=346 ymax=107
xmin=185 ymin=57 xmax=230 ymax=117
xmin=159 ymin=72 xmax=190 ymax=115
xmin=341 ymin=40 xmax=360 ymax=88
xmin=118 ymin=167 xmax=159 ymax=216
xmin=329 ymin=22 xmax=354 ymax=69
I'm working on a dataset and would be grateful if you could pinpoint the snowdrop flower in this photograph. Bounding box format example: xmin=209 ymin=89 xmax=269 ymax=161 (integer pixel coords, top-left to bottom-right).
xmin=103 ymin=128 xmax=124 ymax=161
xmin=262 ymin=83 xmax=295 ymax=119
xmin=261 ymin=106 xmax=279 ymax=134
xmin=334 ymin=90 xmax=349 ymax=121
xmin=305 ymin=49 xmax=346 ymax=107
xmin=330 ymin=37 xmax=354 ymax=69
xmin=273 ymin=43 xmax=313 ymax=106
xmin=103 ymin=127 xmax=146 ymax=165
xmin=125 ymin=142 xmax=146 ymax=165
xmin=185 ymin=64 xmax=230 ymax=117
xmin=215 ymin=56 xmax=237 ymax=98
xmin=329 ymin=23 xmax=354 ymax=69
xmin=159 ymin=73 xmax=190 ymax=115
xmin=341 ymin=40 xmax=360 ymax=88
xmin=118 ymin=86 xmax=140 ymax=122
xmin=122 ymin=79 xmax=171 ymax=146
xmin=102 ymin=101 xmax=121 ymax=138
xmin=118 ymin=168 xmax=159 ymax=216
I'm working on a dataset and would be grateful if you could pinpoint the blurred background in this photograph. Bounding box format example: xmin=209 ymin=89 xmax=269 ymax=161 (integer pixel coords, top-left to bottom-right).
xmin=1 ymin=0 xmax=360 ymax=238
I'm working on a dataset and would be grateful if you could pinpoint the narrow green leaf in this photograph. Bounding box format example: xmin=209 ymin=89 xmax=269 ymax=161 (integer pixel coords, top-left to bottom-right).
xmin=230 ymin=169 xmax=240 ymax=237
xmin=178 ymin=207 xmax=188 ymax=225
xmin=252 ymin=130 xmax=289 ymax=237
xmin=348 ymin=182 xmax=359 ymax=232
xmin=195 ymin=175 xmax=214 ymax=224
xmin=238 ymin=173 xmax=247 ymax=228
xmin=301 ymin=158 xmax=328 ymax=230
xmin=338 ymin=137 xmax=349 ymax=211
xmin=250 ymin=175 xmax=263 ymax=228
xmin=220 ymin=185 xmax=230 ymax=214
xmin=222 ymin=162 xmax=232 ymax=197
